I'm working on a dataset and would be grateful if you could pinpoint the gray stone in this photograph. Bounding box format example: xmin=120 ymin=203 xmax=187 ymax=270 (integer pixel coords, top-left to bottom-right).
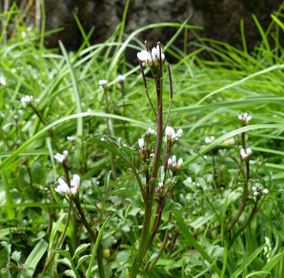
xmin=43 ymin=0 xmax=283 ymax=54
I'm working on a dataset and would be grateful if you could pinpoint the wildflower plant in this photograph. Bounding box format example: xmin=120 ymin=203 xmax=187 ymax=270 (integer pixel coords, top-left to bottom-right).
xmin=1 ymin=6 xmax=283 ymax=278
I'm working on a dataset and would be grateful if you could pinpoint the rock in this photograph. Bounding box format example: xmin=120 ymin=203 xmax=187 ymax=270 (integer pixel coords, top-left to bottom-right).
xmin=43 ymin=0 xmax=283 ymax=54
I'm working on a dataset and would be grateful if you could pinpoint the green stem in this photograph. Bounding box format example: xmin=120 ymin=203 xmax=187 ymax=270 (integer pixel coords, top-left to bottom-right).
xmin=40 ymin=200 xmax=72 ymax=276
xmin=130 ymin=68 xmax=163 ymax=278
xmin=74 ymin=199 xmax=105 ymax=278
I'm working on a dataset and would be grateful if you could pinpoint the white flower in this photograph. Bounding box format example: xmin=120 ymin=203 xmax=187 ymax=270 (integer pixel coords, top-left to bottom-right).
xmin=55 ymin=178 xmax=70 ymax=195
xmin=0 ymin=75 xmax=6 ymax=85
xmin=87 ymin=108 xmax=92 ymax=113
xmin=70 ymin=174 xmax=80 ymax=195
xmin=186 ymin=177 xmax=193 ymax=184
xmin=263 ymin=188 xmax=269 ymax=194
xmin=151 ymin=45 xmax=165 ymax=65
xmin=253 ymin=191 xmax=259 ymax=196
xmin=20 ymin=95 xmax=34 ymax=107
xmin=252 ymin=186 xmax=257 ymax=192
xmin=67 ymin=136 xmax=76 ymax=142
xmin=55 ymin=174 xmax=80 ymax=196
xmin=168 ymin=155 xmax=182 ymax=170
xmin=174 ymin=129 xmax=183 ymax=141
xmin=165 ymin=126 xmax=182 ymax=143
xmin=54 ymin=150 xmax=68 ymax=164
xmin=240 ymin=148 xmax=252 ymax=160
xmin=146 ymin=128 xmax=155 ymax=136
xmin=238 ymin=113 xmax=252 ymax=124
xmin=137 ymin=50 xmax=153 ymax=66
xmin=177 ymin=158 xmax=183 ymax=168
xmin=138 ymin=138 xmax=144 ymax=149
xmin=116 ymin=75 xmax=125 ymax=83
xmin=99 ymin=80 xmax=108 ymax=87
xmin=205 ymin=136 xmax=215 ymax=144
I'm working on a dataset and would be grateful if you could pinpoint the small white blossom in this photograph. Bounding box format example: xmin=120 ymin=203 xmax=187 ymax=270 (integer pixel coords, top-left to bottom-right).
xmin=151 ymin=45 xmax=165 ymax=65
xmin=146 ymin=128 xmax=155 ymax=136
xmin=168 ymin=155 xmax=182 ymax=170
xmin=186 ymin=177 xmax=193 ymax=184
xmin=137 ymin=50 xmax=153 ymax=66
xmin=67 ymin=136 xmax=76 ymax=142
xmin=263 ymin=188 xmax=269 ymax=194
xmin=165 ymin=126 xmax=182 ymax=143
xmin=87 ymin=108 xmax=92 ymax=113
xmin=99 ymin=80 xmax=108 ymax=87
xmin=70 ymin=174 xmax=80 ymax=195
xmin=178 ymin=158 xmax=183 ymax=168
xmin=55 ymin=178 xmax=70 ymax=195
xmin=20 ymin=95 xmax=34 ymax=107
xmin=253 ymin=191 xmax=259 ymax=196
xmin=240 ymin=148 xmax=252 ymax=160
xmin=116 ymin=75 xmax=125 ymax=83
xmin=55 ymin=174 xmax=80 ymax=196
xmin=0 ymin=75 xmax=6 ymax=85
xmin=205 ymin=136 xmax=215 ymax=144
xmin=238 ymin=113 xmax=252 ymax=125
xmin=54 ymin=150 xmax=68 ymax=164
xmin=138 ymin=138 xmax=144 ymax=149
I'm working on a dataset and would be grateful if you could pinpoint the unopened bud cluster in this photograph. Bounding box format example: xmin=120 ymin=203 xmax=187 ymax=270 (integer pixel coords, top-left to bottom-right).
xmin=251 ymin=183 xmax=269 ymax=196
xmin=155 ymin=182 xmax=164 ymax=194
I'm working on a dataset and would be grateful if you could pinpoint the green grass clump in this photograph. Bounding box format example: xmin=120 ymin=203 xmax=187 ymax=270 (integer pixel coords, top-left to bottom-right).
xmin=0 ymin=4 xmax=283 ymax=278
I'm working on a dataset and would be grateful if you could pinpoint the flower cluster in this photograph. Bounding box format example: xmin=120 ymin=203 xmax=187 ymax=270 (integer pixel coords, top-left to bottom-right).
xmin=137 ymin=44 xmax=165 ymax=67
xmin=205 ymin=136 xmax=215 ymax=144
xmin=99 ymin=80 xmax=108 ymax=88
xmin=165 ymin=126 xmax=183 ymax=143
xmin=168 ymin=155 xmax=183 ymax=171
xmin=240 ymin=148 xmax=252 ymax=160
xmin=54 ymin=150 xmax=68 ymax=164
xmin=116 ymin=75 xmax=125 ymax=83
xmin=252 ymin=183 xmax=269 ymax=196
xmin=238 ymin=113 xmax=252 ymax=125
xmin=55 ymin=174 xmax=80 ymax=196
xmin=21 ymin=95 xmax=37 ymax=107
xmin=146 ymin=127 xmax=155 ymax=136
xmin=67 ymin=136 xmax=76 ymax=142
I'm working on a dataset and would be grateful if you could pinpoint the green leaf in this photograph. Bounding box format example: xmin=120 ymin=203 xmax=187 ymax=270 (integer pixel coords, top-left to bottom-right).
xmin=173 ymin=210 xmax=222 ymax=275
xmin=86 ymin=216 xmax=110 ymax=278
xmin=72 ymin=243 xmax=91 ymax=260
xmin=21 ymin=239 xmax=48 ymax=277
xmin=231 ymin=245 xmax=265 ymax=278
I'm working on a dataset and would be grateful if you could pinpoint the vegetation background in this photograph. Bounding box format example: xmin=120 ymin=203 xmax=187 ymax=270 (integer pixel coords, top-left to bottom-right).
xmin=0 ymin=1 xmax=283 ymax=277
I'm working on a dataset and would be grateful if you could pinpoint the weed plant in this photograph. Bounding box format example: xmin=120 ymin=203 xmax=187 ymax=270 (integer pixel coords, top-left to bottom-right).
xmin=0 ymin=3 xmax=283 ymax=278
